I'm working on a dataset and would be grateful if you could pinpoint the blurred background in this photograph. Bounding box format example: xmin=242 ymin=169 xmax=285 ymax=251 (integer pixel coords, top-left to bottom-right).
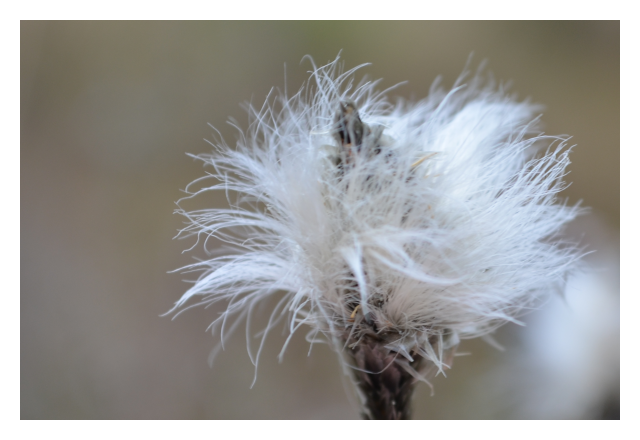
xmin=21 ymin=21 xmax=619 ymax=419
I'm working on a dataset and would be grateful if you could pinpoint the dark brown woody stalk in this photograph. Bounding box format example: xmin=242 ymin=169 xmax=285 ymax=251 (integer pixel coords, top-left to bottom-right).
xmin=347 ymin=334 xmax=425 ymax=420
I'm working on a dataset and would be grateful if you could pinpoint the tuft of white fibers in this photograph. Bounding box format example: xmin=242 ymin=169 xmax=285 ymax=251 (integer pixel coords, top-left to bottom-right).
xmin=170 ymin=56 xmax=583 ymax=411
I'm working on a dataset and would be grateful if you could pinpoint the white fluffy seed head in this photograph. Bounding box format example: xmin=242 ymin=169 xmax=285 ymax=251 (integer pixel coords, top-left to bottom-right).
xmin=171 ymin=56 xmax=583 ymax=378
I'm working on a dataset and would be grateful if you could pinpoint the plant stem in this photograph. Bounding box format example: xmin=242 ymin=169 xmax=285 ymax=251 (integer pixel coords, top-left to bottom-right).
xmin=348 ymin=336 xmax=423 ymax=420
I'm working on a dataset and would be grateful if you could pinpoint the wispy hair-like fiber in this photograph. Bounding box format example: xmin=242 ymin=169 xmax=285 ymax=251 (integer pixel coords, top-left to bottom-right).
xmin=169 ymin=56 xmax=582 ymax=410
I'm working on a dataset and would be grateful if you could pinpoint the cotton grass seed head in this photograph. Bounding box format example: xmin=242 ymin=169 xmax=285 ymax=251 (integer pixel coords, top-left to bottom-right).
xmin=170 ymin=56 xmax=582 ymax=417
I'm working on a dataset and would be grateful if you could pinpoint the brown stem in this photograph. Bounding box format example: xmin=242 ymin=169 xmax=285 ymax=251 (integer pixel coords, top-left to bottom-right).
xmin=348 ymin=336 xmax=424 ymax=420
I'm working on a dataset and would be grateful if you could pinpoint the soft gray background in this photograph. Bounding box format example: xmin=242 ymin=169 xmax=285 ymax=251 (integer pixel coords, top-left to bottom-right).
xmin=21 ymin=21 xmax=619 ymax=419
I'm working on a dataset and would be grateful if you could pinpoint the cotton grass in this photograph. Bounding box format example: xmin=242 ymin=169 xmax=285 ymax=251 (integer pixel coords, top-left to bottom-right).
xmin=170 ymin=56 xmax=582 ymax=418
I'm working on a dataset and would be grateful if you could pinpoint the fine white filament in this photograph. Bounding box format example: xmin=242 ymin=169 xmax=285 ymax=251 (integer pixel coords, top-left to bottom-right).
xmin=170 ymin=57 xmax=582 ymax=385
